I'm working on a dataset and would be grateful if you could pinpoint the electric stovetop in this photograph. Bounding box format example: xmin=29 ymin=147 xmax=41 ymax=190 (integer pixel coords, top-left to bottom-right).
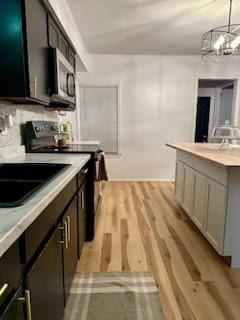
xmin=33 ymin=144 xmax=101 ymax=154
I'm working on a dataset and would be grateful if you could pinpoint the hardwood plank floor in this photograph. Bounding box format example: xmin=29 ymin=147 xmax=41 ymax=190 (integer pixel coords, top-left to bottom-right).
xmin=77 ymin=182 xmax=240 ymax=320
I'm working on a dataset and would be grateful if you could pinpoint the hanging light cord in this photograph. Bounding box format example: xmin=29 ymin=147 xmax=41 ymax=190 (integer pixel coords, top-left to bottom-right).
xmin=228 ymin=0 xmax=233 ymax=32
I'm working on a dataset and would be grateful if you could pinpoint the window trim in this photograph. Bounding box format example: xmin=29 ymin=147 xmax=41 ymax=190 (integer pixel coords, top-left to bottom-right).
xmin=79 ymin=83 xmax=121 ymax=155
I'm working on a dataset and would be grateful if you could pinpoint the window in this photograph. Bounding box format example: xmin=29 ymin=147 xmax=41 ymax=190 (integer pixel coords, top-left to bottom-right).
xmin=79 ymin=85 xmax=119 ymax=154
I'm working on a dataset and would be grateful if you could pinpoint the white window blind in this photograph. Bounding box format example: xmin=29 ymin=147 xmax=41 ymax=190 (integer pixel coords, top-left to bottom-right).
xmin=79 ymin=85 xmax=119 ymax=154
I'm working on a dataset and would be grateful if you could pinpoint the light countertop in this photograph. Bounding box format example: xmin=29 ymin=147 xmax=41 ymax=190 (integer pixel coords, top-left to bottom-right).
xmin=167 ymin=143 xmax=240 ymax=167
xmin=0 ymin=152 xmax=90 ymax=258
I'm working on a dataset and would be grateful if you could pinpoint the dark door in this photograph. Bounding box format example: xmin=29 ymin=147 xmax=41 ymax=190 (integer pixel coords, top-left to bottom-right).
xmin=62 ymin=196 xmax=78 ymax=304
xmin=195 ymin=97 xmax=211 ymax=142
xmin=24 ymin=0 xmax=49 ymax=104
xmin=78 ymin=181 xmax=87 ymax=258
xmin=0 ymin=288 xmax=25 ymax=320
xmin=27 ymin=225 xmax=64 ymax=320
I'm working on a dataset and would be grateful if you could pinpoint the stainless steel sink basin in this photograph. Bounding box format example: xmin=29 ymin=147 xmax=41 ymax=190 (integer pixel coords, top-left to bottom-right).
xmin=0 ymin=163 xmax=70 ymax=207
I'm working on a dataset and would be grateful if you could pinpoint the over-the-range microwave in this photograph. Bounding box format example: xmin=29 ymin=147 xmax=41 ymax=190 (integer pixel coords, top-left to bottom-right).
xmin=48 ymin=47 xmax=76 ymax=110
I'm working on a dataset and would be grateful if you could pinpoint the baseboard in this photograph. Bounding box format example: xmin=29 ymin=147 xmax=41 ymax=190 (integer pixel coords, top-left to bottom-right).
xmin=108 ymin=178 xmax=175 ymax=182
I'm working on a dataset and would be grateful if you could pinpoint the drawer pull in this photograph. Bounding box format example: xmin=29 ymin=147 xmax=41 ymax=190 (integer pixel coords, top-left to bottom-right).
xmin=25 ymin=290 xmax=32 ymax=320
xmin=64 ymin=221 xmax=69 ymax=249
xmin=81 ymin=191 xmax=85 ymax=210
xmin=67 ymin=216 xmax=71 ymax=242
xmin=82 ymin=168 xmax=88 ymax=175
xmin=17 ymin=290 xmax=32 ymax=320
xmin=0 ymin=283 xmax=8 ymax=298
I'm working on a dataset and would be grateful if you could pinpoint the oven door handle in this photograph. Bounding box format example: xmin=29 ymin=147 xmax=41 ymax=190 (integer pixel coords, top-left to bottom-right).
xmin=66 ymin=73 xmax=75 ymax=98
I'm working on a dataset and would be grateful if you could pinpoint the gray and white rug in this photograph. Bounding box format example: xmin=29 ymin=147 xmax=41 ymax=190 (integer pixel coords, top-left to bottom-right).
xmin=64 ymin=272 xmax=164 ymax=320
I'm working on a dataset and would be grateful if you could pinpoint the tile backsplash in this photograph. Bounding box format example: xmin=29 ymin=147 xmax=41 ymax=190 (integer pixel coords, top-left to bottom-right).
xmin=0 ymin=102 xmax=60 ymax=147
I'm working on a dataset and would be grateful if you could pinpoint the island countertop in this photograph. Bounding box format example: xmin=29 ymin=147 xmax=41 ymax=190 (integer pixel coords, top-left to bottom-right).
xmin=0 ymin=152 xmax=91 ymax=258
xmin=167 ymin=143 xmax=240 ymax=167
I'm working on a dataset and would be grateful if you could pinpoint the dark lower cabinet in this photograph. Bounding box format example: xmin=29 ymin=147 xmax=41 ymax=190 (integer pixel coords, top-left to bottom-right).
xmin=62 ymin=196 xmax=78 ymax=304
xmin=0 ymin=288 xmax=25 ymax=320
xmin=26 ymin=225 xmax=64 ymax=320
xmin=0 ymin=165 xmax=90 ymax=319
xmin=78 ymin=181 xmax=87 ymax=258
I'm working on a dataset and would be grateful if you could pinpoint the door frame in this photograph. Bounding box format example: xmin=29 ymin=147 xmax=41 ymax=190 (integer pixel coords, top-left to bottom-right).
xmin=192 ymin=78 xmax=240 ymax=142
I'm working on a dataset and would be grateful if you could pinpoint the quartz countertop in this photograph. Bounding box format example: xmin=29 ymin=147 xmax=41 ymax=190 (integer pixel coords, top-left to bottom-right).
xmin=0 ymin=152 xmax=90 ymax=258
xmin=167 ymin=143 xmax=240 ymax=167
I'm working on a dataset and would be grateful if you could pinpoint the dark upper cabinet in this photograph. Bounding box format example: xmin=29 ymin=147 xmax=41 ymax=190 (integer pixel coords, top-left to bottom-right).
xmin=0 ymin=0 xmax=49 ymax=105
xmin=48 ymin=16 xmax=76 ymax=68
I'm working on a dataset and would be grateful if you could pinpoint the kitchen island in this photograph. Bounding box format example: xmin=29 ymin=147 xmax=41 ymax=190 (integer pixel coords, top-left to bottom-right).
xmin=167 ymin=143 xmax=240 ymax=268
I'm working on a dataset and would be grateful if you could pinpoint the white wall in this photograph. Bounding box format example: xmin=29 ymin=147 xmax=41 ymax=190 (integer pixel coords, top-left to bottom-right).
xmin=78 ymin=55 xmax=240 ymax=180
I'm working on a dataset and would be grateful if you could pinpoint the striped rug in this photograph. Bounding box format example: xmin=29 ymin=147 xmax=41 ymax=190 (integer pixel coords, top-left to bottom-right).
xmin=64 ymin=272 xmax=164 ymax=320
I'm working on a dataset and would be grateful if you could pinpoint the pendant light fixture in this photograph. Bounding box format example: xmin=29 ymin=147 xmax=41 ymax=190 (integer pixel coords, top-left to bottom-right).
xmin=201 ymin=0 xmax=240 ymax=62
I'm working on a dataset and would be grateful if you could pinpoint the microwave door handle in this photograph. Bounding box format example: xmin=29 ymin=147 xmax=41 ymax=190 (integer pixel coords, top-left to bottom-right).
xmin=67 ymin=73 xmax=75 ymax=97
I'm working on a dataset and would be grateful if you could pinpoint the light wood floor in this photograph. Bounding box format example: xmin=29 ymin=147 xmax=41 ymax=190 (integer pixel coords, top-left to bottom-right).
xmin=77 ymin=182 xmax=240 ymax=320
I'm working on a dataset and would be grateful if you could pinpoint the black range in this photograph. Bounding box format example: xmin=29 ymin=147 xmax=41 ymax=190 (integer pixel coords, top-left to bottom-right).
xmin=24 ymin=120 xmax=103 ymax=241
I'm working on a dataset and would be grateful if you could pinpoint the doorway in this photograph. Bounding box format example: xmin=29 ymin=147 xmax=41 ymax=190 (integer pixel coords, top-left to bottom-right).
xmin=195 ymin=79 xmax=237 ymax=143
xmin=195 ymin=97 xmax=210 ymax=142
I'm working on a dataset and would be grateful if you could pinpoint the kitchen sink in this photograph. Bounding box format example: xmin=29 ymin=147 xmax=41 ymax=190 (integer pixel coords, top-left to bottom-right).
xmin=0 ymin=163 xmax=69 ymax=181
xmin=0 ymin=163 xmax=70 ymax=207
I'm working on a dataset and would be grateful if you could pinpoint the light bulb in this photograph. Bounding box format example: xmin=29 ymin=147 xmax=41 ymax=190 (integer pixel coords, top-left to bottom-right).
xmin=214 ymin=35 xmax=225 ymax=50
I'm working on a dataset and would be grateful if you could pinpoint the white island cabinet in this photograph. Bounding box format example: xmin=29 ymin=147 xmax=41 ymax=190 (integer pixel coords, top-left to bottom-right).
xmin=168 ymin=143 xmax=240 ymax=268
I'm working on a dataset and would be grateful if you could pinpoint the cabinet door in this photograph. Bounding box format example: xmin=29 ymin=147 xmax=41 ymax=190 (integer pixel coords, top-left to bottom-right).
xmin=69 ymin=47 xmax=76 ymax=68
xmin=204 ymin=179 xmax=227 ymax=253
xmin=59 ymin=34 xmax=69 ymax=59
xmin=182 ymin=166 xmax=194 ymax=217
xmin=1 ymin=288 xmax=25 ymax=320
xmin=78 ymin=181 xmax=87 ymax=259
xmin=175 ymin=160 xmax=185 ymax=203
xmin=25 ymin=0 xmax=49 ymax=104
xmin=192 ymin=172 xmax=207 ymax=231
xmin=62 ymin=197 xmax=78 ymax=303
xmin=48 ymin=16 xmax=59 ymax=48
xmin=27 ymin=226 xmax=64 ymax=320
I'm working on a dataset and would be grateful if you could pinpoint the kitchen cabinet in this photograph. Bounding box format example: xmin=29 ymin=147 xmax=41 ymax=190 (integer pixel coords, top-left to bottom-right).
xmin=0 ymin=288 xmax=25 ymax=320
xmin=204 ymin=179 xmax=227 ymax=253
xmin=0 ymin=0 xmax=49 ymax=104
xmin=26 ymin=224 xmax=64 ymax=320
xmin=62 ymin=197 xmax=78 ymax=303
xmin=192 ymin=171 xmax=207 ymax=231
xmin=0 ymin=161 xmax=90 ymax=317
xmin=175 ymin=154 xmax=228 ymax=257
xmin=0 ymin=242 xmax=21 ymax=319
xmin=48 ymin=16 xmax=76 ymax=67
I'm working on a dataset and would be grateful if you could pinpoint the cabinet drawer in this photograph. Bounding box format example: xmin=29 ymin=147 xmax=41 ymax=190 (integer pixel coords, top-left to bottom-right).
xmin=194 ymin=158 xmax=228 ymax=186
xmin=0 ymin=242 xmax=21 ymax=310
xmin=177 ymin=151 xmax=195 ymax=167
xmin=23 ymin=178 xmax=77 ymax=264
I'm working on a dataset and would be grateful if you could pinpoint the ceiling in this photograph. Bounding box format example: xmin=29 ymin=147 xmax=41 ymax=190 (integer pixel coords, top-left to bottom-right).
xmin=68 ymin=0 xmax=240 ymax=55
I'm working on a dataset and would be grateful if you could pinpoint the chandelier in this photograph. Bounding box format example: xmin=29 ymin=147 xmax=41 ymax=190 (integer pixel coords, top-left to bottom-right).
xmin=201 ymin=0 xmax=240 ymax=62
